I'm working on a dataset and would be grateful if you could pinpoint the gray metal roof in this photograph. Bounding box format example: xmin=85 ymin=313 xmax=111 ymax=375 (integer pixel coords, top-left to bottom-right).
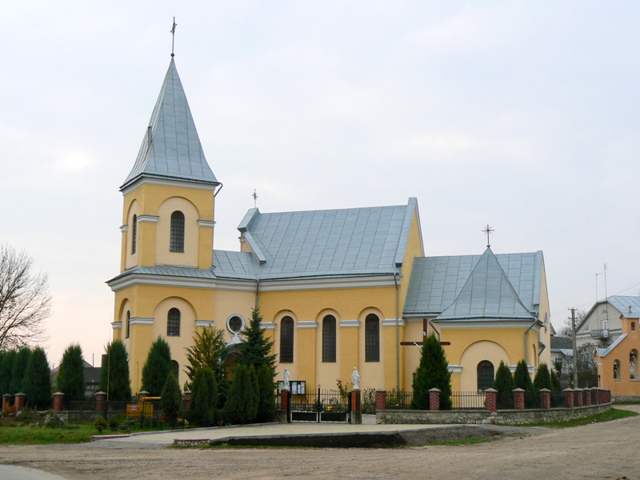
xmin=230 ymin=199 xmax=418 ymax=279
xmin=121 ymin=58 xmax=218 ymax=190
xmin=608 ymin=296 xmax=640 ymax=318
xmin=404 ymin=250 xmax=543 ymax=318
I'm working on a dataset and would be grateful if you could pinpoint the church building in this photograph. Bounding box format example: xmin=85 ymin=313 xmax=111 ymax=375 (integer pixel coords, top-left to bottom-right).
xmin=107 ymin=57 xmax=552 ymax=394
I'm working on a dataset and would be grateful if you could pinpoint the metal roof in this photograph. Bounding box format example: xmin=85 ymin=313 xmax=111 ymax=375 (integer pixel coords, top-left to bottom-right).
xmin=121 ymin=58 xmax=218 ymax=190
xmin=404 ymin=250 xmax=543 ymax=317
xmin=608 ymin=296 xmax=640 ymax=318
xmin=225 ymin=199 xmax=419 ymax=279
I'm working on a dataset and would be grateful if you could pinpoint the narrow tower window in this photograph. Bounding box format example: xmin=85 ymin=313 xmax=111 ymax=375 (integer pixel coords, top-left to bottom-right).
xmin=171 ymin=360 xmax=179 ymax=381
xmin=167 ymin=308 xmax=181 ymax=336
xmin=125 ymin=311 xmax=131 ymax=339
xmin=170 ymin=211 xmax=185 ymax=252
xmin=131 ymin=215 xmax=137 ymax=254
xmin=365 ymin=314 xmax=380 ymax=362
xmin=280 ymin=316 xmax=294 ymax=363
xmin=322 ymin=315 xmax=336 ymax=363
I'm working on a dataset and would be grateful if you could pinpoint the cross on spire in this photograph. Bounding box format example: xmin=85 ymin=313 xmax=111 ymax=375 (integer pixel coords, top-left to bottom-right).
xmin=170 ymin=17 xmax=178 ymax=57
xmin=253 ymin=189 xmax=258 ymax=208
xmin=482 ymin=224 xmax=494 ymax=248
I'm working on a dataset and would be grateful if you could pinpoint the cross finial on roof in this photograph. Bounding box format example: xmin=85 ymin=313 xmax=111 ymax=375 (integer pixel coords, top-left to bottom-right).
xmin=482 ymin=224 xmax=494 ymax=248
xmin=253 ymin=189 xmax=258 ymax=208
xmin=170 ymin=17 xmax=178 ymax=57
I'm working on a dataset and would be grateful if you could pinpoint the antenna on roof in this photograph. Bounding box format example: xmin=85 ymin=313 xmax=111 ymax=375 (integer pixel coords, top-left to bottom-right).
xmin=482 ymin=224 xmax=494 ymax=248
xmin=253 ymin=189 xmax=258 ymax=208
xmin=170 ymin=17 xmax=178 ymax=57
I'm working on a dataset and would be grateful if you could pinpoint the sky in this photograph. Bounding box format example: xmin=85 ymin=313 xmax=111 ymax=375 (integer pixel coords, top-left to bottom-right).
xmin=2 ymin=2 xmax=639 ymax=367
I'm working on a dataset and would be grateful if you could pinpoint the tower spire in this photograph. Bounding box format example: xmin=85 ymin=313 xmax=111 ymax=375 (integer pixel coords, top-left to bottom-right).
xmin=170 ymin=17 xmax=177 ymax=57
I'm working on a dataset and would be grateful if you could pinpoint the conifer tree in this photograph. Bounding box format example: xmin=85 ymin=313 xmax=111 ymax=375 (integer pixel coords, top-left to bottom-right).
xmin=239 ymin=308 xmax=276 ymax=372
xmin=141 ymin=337 xmax=172 ymax=396
xmin=10 ymin=346 xmax=31 ymax=394
xmin=161 ymin=373 xmax=183 ymax=428
xmin=551 ymin=369 xmax=561 ymax=393
xmin=189 ymin=367 xmax=218 ymax=427
xmin=256 ymin=363 xmax=277 ymax=422
xmin=493 ymin=361 xmax=514 ymax=409
xmin=223 ymin=365 xmax=258 ymax=424
xmin=100 ymin=340 xmax=132 ymax=401
xmin=411 ymin=334 xmax=452 ymax=410
xmin=513 ymin=359 xmax=536 ymax=406
xmin=0 ymin=350 xmax=16 ymax=395
xmin=533 ymin=363 xmax=553 ymax=391
xmin=23 ymin=347 xmax=51 ymax=409
xmin=184 ymin=326 xmax=227 ymax=390
xmin=57 ymin=344 xmax=86 ymax=404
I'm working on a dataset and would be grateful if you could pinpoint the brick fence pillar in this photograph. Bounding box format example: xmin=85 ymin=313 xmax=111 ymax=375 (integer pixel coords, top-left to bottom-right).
xmin=564 ymin=388 xmax=574 ymax=408
xmin=513 ymin=388 xmax=525 ymax=410
xmin=606 ymin=389 xmax=612 ymax=403
xmin=14 ymin=392 xmax=26 ymax=412
xmin=53 ymin=392 xmax=64 ymax=412
xmin=2 ymin=394 xmax=11 ymax=412
xmin=429 ymin=388 xmax=441 ymax=411
xmin=593 ymin=388 xmax=601 ymax=405
xmin=485 ymin=388 xmax=497 ymax=412
xmin=575 ymin=388 xmax=583 ymax=407
xmin=96 ymin=391 xmax=107 ymax=412
xmin=375 ymin=389 xmax=386 ymax=411
xmin=583 ymin=388 xmax=591 ymax=406
xmin=280 ymin=389 xmax=290 ymax=412
xmin=351 ymin=389 xmax=361 ymax=424
xmin=539 ymin=388 xmax=551 ymax=409
xmin=183 ymin=390 xmax=191 ymax=412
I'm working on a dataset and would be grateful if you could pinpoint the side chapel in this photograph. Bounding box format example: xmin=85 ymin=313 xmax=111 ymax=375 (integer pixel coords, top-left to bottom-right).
xmin=107 ymin=57 xmax=552 ymax=394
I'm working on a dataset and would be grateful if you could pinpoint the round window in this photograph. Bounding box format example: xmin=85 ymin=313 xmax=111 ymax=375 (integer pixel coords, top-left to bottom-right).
xmin=227 ymin=315 xmax=245 ymax=334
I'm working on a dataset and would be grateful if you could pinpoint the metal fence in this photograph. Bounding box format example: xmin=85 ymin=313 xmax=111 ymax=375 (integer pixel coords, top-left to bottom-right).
xmin=385 ymin=391 xmax=414 ymax=409
xmin=66 ymin=399 xmax=130 ymax=423
xmin=451 ymin=391 xmax=486 ymax=410
xmin=289 ymin=388 xmax=351 ymax=422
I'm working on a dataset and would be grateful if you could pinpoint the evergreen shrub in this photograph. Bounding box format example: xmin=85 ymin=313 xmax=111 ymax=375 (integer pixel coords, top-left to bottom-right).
xmin=493 ymin=361 xmax=514 ymax=409
xmin=411 ymin=334 xmax=452 ymax=410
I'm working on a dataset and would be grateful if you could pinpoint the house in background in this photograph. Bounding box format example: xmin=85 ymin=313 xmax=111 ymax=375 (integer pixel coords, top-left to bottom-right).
xmin=51 ymin=360 xmax=102 ymax=399
xmin=594 ymin=298 xmax=640 ymax=399
xmin=551 ymin=335 xmax=573 ymax=379
xmin=576 ymin=296 xmax=640 ymax=349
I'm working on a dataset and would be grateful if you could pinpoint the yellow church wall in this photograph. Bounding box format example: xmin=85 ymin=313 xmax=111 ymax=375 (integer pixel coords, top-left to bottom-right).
xmin=259 ymin=286 xmax=397 ymax=390
xmin=155 ymin=197 xmax=200 ymax=268
xmin=457 ymin=340 xmax=511 ymax=391
xmin=402 ymin=320 xmax=424 ymax=390
xmin=121 ymin=183 xmax=215 ymax=271
xmin=537 ymin=259 xmax=552 ymax=368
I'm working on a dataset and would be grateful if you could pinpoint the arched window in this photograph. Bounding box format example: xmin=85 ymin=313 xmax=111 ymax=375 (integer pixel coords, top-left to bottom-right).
xmin=630 ymin=350 xmax=638 ymax=380
xmin=614 ymin=360 xmax=621 ymax=380
xmin=125 ymin=311 xmax=131 ymax=339
xmin=322 ymin=315 xmax=336 ymax=363
xmin=171 ymin=360 xmax=179 ymax=381
xmin=170 ymin=211 xmax=185 ymax=252
xmin=280 ymin=316 xmax=294 ymax=363
xmin=131 ymin=215 xmax=137 ymax=254
xmin=632 ymin=322 xmax=636 ymax=331
xmin=167 ymin=308 xmax=181 ymax=336
xmin=365 ymin=314 xmax=380 ymax=362
xmin=477 ymin=361 xmax=494 ymax=392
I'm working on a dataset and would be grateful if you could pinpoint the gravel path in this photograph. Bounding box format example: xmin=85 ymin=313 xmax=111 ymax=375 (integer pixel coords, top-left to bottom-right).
xmin=0 ymin=406 xmax=638 ymax=480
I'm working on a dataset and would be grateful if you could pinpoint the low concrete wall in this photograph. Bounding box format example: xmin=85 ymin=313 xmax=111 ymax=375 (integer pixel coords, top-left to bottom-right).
xmin=613 ymin=395 xmax=640 ymax=404
xmin=377 ymin=403 xmax=612 ymax=425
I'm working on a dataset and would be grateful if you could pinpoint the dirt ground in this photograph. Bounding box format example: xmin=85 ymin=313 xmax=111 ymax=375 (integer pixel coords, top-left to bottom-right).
xmin=1 ymin=406 xmax=639 ymax=480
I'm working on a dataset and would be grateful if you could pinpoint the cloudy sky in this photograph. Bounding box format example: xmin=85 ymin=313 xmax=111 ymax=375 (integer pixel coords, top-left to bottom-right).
xmin=2 ymin=2 xmax=639 ymax=366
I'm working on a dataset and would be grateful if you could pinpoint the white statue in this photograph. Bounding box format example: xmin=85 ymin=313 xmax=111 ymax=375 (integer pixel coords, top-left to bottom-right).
xmin=351 ymin=367 xmax=360 ymax=390
xmin=631 ymin=354 xmax=636 ymax=380
xmin=282 ymin=368 xmax=290 ymax=391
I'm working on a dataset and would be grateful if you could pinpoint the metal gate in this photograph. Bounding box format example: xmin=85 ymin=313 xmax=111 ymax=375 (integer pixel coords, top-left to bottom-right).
xmin=288 ymin=388 xmax=354 ymax=423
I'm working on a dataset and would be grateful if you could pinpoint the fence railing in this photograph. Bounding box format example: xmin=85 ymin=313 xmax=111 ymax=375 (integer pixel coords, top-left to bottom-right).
xmin=451 ymin=391 xmax=486 ymax=410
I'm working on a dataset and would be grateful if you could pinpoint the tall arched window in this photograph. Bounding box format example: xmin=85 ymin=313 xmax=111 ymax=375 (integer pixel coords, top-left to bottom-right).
xmin=167 ymin=308 xmax=181 ymax=336
xmin=280 ymin=316 xmax=294 ymax=363
xmin=365 ymin=314 xmax=380 ymax=362
xmin=131 ymin=215 xmax=137 ymax=254
xmin=170 ymin=211 xmax=185 ymax=252
xmin=322 ymin=315 xmax=336 ymax=363
xmin=630 ymin=350 xmax=638 ymax=380
xmin=477 ymin=361 xmax=494 ymax=392
xmin=171 ymin=360 xmax=179 ymax=381
xmin=125 ymin=311 xmax=131 ymax=339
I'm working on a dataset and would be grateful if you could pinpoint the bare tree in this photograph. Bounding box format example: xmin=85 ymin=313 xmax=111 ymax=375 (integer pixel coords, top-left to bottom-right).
xmin=558 ymin=309 xmax=587 ymax=337
xmin=0 ymin=245 xmax=50 ymax=349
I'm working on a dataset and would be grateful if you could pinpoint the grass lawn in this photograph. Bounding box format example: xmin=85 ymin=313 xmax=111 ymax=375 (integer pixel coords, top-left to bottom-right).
xmin=521 ymin=408 xmax=638 ymax=428
xmin=0 ymin=424 xmax=98 ymax=445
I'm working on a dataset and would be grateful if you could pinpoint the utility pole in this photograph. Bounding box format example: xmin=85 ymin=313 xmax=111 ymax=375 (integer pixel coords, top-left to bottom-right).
xmin=571 ymin=308 xmax=578 ymax=388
